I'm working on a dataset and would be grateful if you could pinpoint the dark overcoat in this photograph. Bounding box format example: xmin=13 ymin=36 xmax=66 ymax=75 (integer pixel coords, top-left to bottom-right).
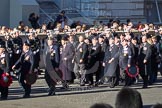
xmin=138 ymin=42 xmax=152 ymax=76
xmin=60 ymin=42 xmax=75 ymax=81
xmin=104 ymin=44 xmax=119 ymax=77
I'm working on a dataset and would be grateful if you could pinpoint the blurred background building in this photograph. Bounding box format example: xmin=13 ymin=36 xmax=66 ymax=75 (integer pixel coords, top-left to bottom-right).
xmin=0 ymin=0 xmax=162 ymax=27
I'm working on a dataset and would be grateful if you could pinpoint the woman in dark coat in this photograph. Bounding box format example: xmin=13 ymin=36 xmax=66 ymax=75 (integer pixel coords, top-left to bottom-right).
xmin=0 ymin=42 xmax=10 ymax=100
xmin=60 ymin=36 xmax=75 ymax=82
xmin=103 ymin=37 xmax=119 ymax=87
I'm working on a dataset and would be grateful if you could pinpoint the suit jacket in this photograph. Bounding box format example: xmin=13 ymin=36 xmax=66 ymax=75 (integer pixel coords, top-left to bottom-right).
xmin=14 ymin=50 xmax=34 ymax=74
xmin=0 ymin=52 xmax=9 ymax=75
xmin=74 ymin=42 xmax=88 ymax=64
xmin=138 ymin=42 xmax=152 ymax=63
xmin=60 ymin=42 xmax=75 ymax=80
xmin=89 ymin=43 xmax=101 ymax=60
xmin=45 ymin=44 xmax=60 ymax=68
xmin=115 ymin=45 xmax=132 ymax=69
xmin=87 ymin=43 xmax=101 ymax=69
xmin=138 ymin=42 xmax=152 ymax=75
xmin=104 ymin=44 xmax=119 ymax=77
xmin=99 ymin=42 xmax=107 ymax=61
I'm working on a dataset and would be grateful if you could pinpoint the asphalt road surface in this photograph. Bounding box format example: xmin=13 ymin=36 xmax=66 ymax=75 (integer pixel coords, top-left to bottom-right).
xmin=1 ymin=74 xmax=162 ymax=108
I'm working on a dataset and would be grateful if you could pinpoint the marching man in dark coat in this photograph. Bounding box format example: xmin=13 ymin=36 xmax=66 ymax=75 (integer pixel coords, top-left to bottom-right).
xmin=44 ymin=37 xmax=60 ymax=96
xmin=150 ymin=36 xmax=160 ymax=84
xmin=96 ymin=35 xmax=107 ymax=85
xmin=74 ymin=35 xmax=88 ymax=86
xmin=87 ymin=37 xmax=101 ymax=86
xmin=28 ymin=33 xmax=41 ymax=73
xmin=138 ymin=35 xmax=152 ymax=88
xmin=103 ymin=37 xmax=119 ymax=88
xmin=0 ymin=41 xmax=10 ymax=100
xmin=12 ymin=41 xmax=34 ymax=98
xmin=43 ymin=37 xmax=68 ymax=96
xmin=60 ymin=36 xmax=75 ymax=83
xmin=11 ymin=31 xmax=23 ymax=65
xmin=109 ymin=39 xmax=132 ymax=86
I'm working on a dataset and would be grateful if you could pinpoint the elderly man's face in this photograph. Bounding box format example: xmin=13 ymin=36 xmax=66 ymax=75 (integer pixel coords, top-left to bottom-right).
xmin=79 ymin=36 xmax=84 ymax=42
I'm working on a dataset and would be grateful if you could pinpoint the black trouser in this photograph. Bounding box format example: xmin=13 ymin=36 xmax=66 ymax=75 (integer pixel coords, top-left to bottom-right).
xmin=125 ymin=75 xmax=133 ymax=86
xmin=95 ymin=62 xmax=103 ymax=83
xmin=86 ymin=73 xmax=94 ymax=85
xmin=120 ymin=68 xmax=133 ymax=86
xmin=150 ymin=66 xmax=158 ymax=84
xmin=115 ymin=65 xmax=120 ymax=85
xmin=45 ymin=70 xmax=56 ymax=90
xmin=141 ymin=75 xmax=148 ymax=87
xmin=0 ymin=86 xmax=8 ymax=99
xmin=33 ymin=52 xmax=40 ymax=69
xmin=19 ymin=73 xmax=31 ymax=96
xmin=70 ymin=72 xmax=76 ymax=83
xmin=109 ymin=77 xmax=117 ymax=87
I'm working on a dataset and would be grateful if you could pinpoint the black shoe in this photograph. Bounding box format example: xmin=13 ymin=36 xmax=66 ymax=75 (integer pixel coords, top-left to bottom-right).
xmin=62 ymin=82 xmax=69 ymax=89
xmin=48 ymin=91 xmax=55 ymax=96
xmin=1 ymin=97 xmax=7 ymax=100
xmin=80 ymin=83 xmax=85 ymax=86
xmin=94 ymin=83 xmax=98 ymax=87
xmin=142 ymin=85 xmax=148 ymax=89
xmin=88 ymin=83 xmax=94 ymax=87
xmin=48 ymin=87 xmax=56 ymax=96
xmin=23 ymin=94 xmax=30 ymax=98
xmin=148 ymin=82 xmax=153 ymax=85
xmin=110 ymin=83 xmax=115 ymax=88
xmin=98 ymin=81 xmax=104 ymax=85
xmin=114 ymin=83 xmax=119 ymax=86
xmin=69 ymin=80 xmax=74 ymax=84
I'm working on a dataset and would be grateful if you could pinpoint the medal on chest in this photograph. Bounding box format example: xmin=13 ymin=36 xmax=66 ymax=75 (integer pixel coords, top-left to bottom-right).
xmin=79 ymin=48 xmax=83 ymax=52
xmin=143 ymin=47 xmax=147 ymax=51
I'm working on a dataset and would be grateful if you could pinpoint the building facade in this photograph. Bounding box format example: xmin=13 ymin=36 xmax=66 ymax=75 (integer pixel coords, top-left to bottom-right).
xmin=0 ymin=0 xmax=39 ymax=28
xmin=54 ymin=0 xmax=162 ymax=23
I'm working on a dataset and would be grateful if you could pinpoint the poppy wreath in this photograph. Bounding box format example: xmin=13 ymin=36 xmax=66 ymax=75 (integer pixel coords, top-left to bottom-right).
xmin=125 ymin=65 xmax=139 ymax=78
xmin=0 ymin=73 xmax=13 ymax=87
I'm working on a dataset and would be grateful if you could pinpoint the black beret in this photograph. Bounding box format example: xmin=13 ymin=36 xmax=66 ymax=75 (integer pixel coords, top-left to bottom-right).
xmin=61 ymin=36 xmax=68 ymax=41
xmin=61 ymin=10 xmax=65 ymax=14
xmin=92 ymin=36 xmax=98 ymax=40
xmin=0 ymin=44 xmax=5 ymax=49
xmin=98 ymin=34 xmax=104 ymax=39
xmin=132 ymin=36 xmax=138 ymax=40
xmin=113 ymin=32 xmax=118 ymax=37
xmin=146 ymin=33 xmax=151 ymax=39
xmin=0 ymin=41 xmax=5 ymax=48
xmin=24 ymin=41 xmax=30 ymax=46
xmin=130 ymin=32 xmax=134 ymax=38
xmin=109 ymin=36 xmax=115 ymax=40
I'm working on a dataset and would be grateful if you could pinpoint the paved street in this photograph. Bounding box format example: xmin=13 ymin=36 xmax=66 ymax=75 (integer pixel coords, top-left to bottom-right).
xmin=0 ymin=74 xmax=162 ymax=108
